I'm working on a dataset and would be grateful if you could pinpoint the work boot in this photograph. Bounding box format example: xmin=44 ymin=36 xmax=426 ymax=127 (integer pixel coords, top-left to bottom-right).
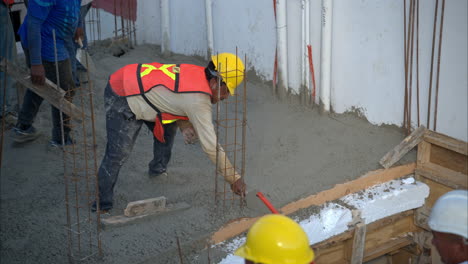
xmin=148 ymin=169 xmax=168 ymax=178
xmin=91 ymin=201 xmax=113 ymax=213
xmin=12 ymin=125 xmax=41 ymax=143
xmin=49 ymin=136 xmax=75 ymax=148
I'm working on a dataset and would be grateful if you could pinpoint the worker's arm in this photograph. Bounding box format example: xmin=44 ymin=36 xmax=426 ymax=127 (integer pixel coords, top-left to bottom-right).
xmin=185 ymin=96 xmax=246 ymax=195
xmin=176 ymin=120 xmax=198 ymax=144
xmin=26 ymin=1 xmax=53 ymax=85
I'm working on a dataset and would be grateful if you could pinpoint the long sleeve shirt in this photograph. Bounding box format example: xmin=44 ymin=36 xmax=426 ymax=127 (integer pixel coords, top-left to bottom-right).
xmin=126 ymin=86 xmax=241 ymax=184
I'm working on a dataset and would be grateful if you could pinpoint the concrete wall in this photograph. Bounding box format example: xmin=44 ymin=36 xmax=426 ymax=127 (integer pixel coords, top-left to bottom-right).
xmin=91 ymin=0 xmax=467 ymax=141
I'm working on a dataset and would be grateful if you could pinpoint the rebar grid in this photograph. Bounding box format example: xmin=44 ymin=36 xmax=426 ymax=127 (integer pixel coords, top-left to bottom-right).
xmin=112 ymin=0 xmax=137 ymax=48
xmin=58 ymin=53 xmax=101 ymax=262
xmin=214 ymin=51 xmax=248 ymax=209
xmin=87 ymin=7 xmax=102 ymax=45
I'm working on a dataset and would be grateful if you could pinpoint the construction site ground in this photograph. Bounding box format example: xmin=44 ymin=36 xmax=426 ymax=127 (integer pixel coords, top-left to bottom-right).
xmin=0 ymin=44 xmax=416 ymax=264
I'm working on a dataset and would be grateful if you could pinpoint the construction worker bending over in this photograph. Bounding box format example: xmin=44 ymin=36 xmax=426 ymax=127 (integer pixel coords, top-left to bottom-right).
xmin=93 ymin=53 xmax=247 ymax=211
xmin=235 ymin=214 xmax=316 ymax=264
xmin=428 ymin=190 xmax=468 ymax=264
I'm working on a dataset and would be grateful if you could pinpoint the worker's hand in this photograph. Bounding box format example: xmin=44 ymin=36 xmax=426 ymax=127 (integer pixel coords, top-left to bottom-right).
xmin=181 ymin=126 xmax=198 ymax=144
xmin=74 ymin=27 xmax=84 ymax=42
xmin=30 ymin=64 xmax=45 ymax=85
xmin=231 ymin=178 xmax=246 ymax=197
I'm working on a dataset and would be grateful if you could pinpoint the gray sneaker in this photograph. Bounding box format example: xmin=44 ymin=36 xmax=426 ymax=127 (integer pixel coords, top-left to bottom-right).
xmin=12 ymin=126 xmax=41 ymax=143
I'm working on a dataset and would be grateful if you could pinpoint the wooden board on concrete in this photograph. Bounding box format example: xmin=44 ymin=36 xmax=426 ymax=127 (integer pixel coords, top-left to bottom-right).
xmin=379 ymin=125 xmax=427 ymax=169
xmin=101 ymin=202 xmax=190 ymax=229
xmin=211 ymin=163 xmax=416 ymax=244
xmin=124 ymin=196 xmax=167 ymax=217
xmin=0 ymin=59 xmax=84 ymax=121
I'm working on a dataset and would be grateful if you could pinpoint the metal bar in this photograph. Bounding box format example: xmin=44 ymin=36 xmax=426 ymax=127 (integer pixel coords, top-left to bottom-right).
xmin=0 ymin=20 xmax=8 ymax=169
xmin=408 ymin=0 xmax=416 ymax=134
xmin=427 ymin=0 xmax=439 ymax=128
xmin=241 ymin=54 xmax=247 ymax=207
xmin=84 ymin=47 xmax=102 ymax=255
xmin=176 ymin=234 xmax=184 ymax=264
xmin=416 ymin=0 xmax=420 ymax=127
xmin=433 ymin=0 xmax=445 ymax=131
xmin=403 ymin=0 xmax=408 ymax=131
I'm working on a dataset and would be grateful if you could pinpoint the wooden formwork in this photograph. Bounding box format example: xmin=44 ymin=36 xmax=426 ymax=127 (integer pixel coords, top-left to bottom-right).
xmin=211 ymin=129 xmax=466 ymax=263
xmin=311 ymin=129 xmax=467 ymax=263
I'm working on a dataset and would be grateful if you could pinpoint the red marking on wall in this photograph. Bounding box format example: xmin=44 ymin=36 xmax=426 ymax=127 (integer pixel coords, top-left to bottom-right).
xmin=93 ymin=0 xmax=137 ymax=21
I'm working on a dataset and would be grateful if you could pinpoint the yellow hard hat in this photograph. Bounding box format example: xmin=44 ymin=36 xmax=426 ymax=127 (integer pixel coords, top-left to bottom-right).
xmin=211 ymin=53 xmax=245 ymax=95
xmin=234 ymin=214 xmax=315 ymax=264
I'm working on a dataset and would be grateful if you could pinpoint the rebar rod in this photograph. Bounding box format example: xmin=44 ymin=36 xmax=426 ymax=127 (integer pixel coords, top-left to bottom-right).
xmin=114 ymin=0 xmax=117 ymax=38
xmin=53 ymin=29 xmax=73 ymax=263
xmin=416 ymin=0 xmax=420 ymax=127
xmin=223 ymin=56 xmax=228 ymax=207
xmin=233 ymin=48 xmax=239 ymax=207
xmin=408 ymin=0 xmax=416 ymax=134
xmin=427 ymin=0 xmax=439 ymax=128
xmin=0 ymin=22 xmax=7 ymax=168
xmin=433 ymin=0 xmax=445 ymax=131
xmin=85 ymin=45 xmax=102 ymax=255
xmin=176 ymin=234 xmax=184 ymax=264
xmin=403 ymin=0 xmax=408 ymax=129
xmin=214 ymin=54 xmax=220 ymax=205
xmin=241 ymin=54 xmax=248 ymax=207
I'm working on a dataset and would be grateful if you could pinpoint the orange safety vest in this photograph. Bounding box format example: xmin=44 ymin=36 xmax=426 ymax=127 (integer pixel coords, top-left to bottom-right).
xmin=109 ymin=62 xmax=212 ymax=143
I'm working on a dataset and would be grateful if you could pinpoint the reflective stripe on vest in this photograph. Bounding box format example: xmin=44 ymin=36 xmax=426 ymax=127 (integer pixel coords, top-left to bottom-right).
xmin=140 ymin=64 xmax=176 ymax=80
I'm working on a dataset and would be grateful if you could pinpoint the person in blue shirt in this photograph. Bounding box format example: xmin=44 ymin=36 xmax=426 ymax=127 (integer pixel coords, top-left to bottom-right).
xmin=0 ymin=0 xmax=18 ymax=128
xmin=13 ymin=0 xmax=81 ymax=146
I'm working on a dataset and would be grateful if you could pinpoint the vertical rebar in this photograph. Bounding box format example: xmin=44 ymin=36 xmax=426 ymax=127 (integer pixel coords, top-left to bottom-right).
xmin=85 ymin=49 xmax=102 ymax=255
xmin=408 ymin=0 xmax=416 ymax=134
xmin=427 ymin=0 xmax=439 ymax=128
xmin=176 ymin=234 xmax=184 ymax=264
xmin=403 ymin=0 xmax=408 ymax=129
xmin=433 ymin=0 xmax=445 ymax=131
xmin=53 ymin=29 xmax=73 ymax=263
xmin=0 ymin=22 xmax=8 ymax=168
xmin=241 ymin=54 xmax=248 ymax=206
xmin=214 ymin=53 xmax=220 ymax=205
xmin=233 ymin=48 xmax=239 ymax=207
xmin=223 ymin=56 xmax=228 ymax=207
xmin=114 ymin=0 xmax=118 ymax=39
xmin=416 ymin=0 xmax=420 ymax=127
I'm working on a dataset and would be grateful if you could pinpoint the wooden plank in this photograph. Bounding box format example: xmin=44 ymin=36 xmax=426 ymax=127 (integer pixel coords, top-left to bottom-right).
xmin=313 ymin=242 xmax=348 ymax=264
xmin=424 ymin=130 xmax=468 ymax=156
xmin=350 ymin=222 xmax=366 ymax=264
xmin=101 ymin=202 xmax=190 ymax=229
xmin=414 ymin=206 xmax=431 ymax=231
xmin=416 ymin=163 xmax=467 ymax=189
xmin=280 ymin=163 xmax=416 ymax=215
xmin=0 ymin=59 xmax=84 ymax=121
xmin=417 ymin=141 xmax=431 ymax=165
xmin=363 ymin=236 xmax=413 ymax=262
xmin=211 ymin=163 xmax=416 ymax=244
xmin=312 ymin=210 xmax=420 ymax=264
xmin=430 ymin=144 xmax=468 ymax=175
xmin=380 ymin=125 xmax=427 ymax=168
xmin=415 ymin=173 xmax=454 ymax=208
xmin=124 ymin=196 xmax=167 ymax=217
